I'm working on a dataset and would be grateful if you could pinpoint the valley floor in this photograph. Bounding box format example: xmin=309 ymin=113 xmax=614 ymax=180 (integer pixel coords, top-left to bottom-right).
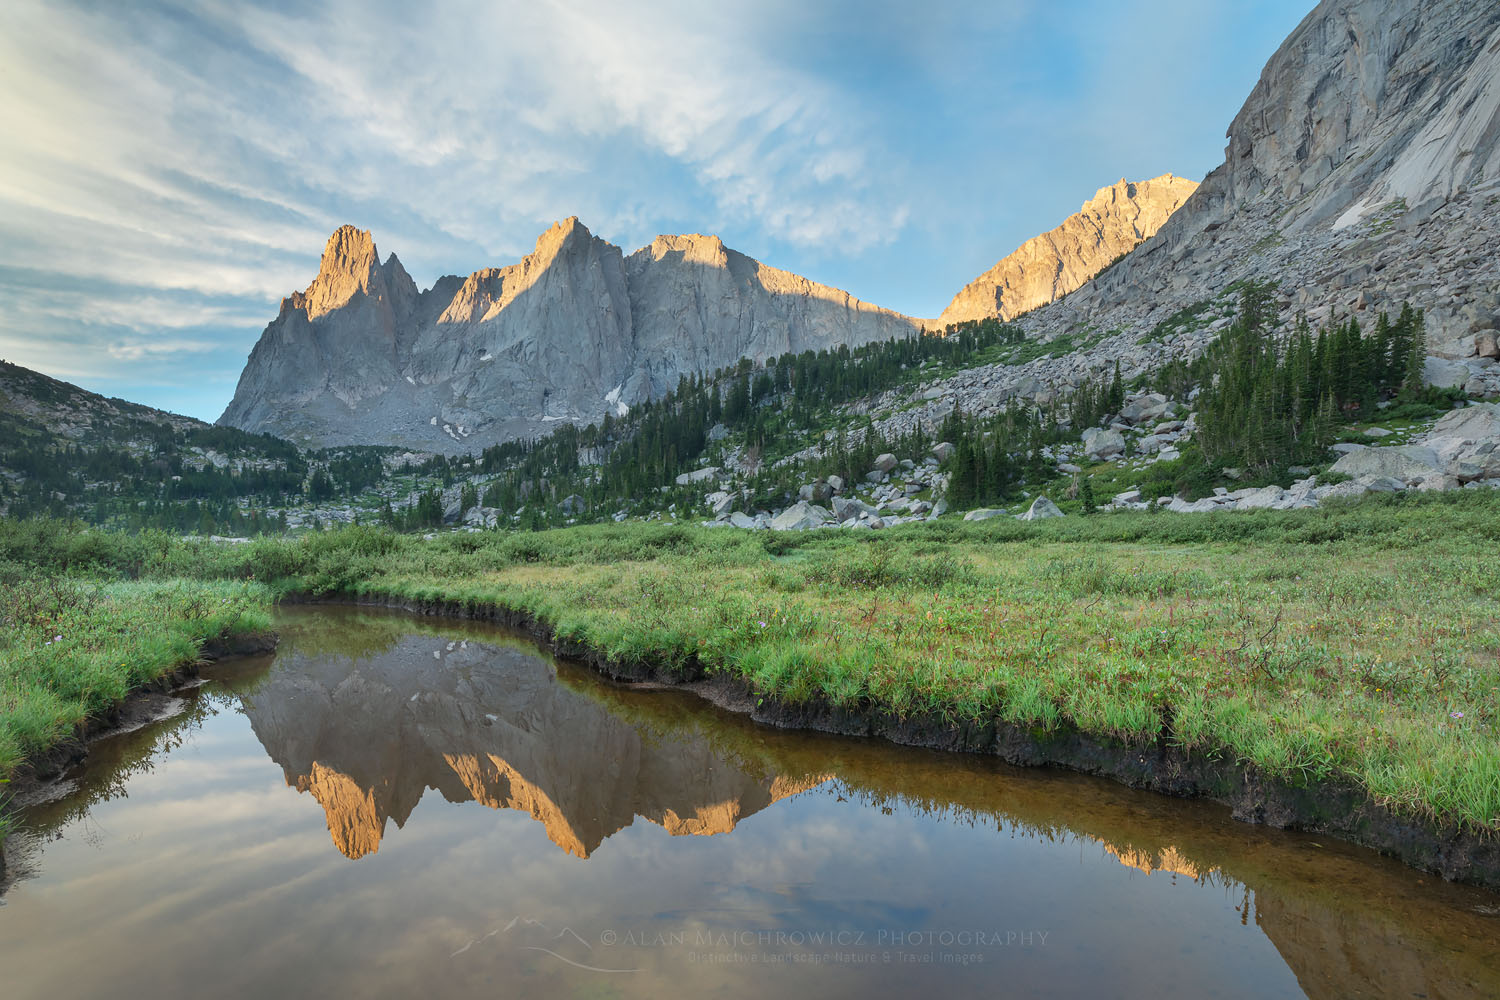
xmin=2 ymin=495 xmax=1497 ymax=873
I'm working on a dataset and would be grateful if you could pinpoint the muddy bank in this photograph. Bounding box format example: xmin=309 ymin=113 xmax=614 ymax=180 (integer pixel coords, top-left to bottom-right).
xmin=295 ymin=591 xmax=1500 ymax=892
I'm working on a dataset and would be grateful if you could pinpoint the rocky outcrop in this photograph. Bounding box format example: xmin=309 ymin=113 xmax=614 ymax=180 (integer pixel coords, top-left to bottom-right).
xmin=937 ymin=175 xmax=1197 ymax=326
xmin=220 ymin=221 xmax=921 ymax=453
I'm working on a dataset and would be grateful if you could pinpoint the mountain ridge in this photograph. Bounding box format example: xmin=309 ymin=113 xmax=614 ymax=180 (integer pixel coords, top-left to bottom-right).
xmin=856 ymin=0 xmax=1500 ymax=450
xmin=937 ymin=174 xmax=1199 ymax=326
xmin=219 ymin=219 xmax=921 ymax=453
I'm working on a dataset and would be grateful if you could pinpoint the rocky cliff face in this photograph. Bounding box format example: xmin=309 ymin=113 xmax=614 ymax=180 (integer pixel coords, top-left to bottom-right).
xmin=937 ymin=175 xmax=1198 ymax=326
xmin=626 ymin=233 xmax=917 ymax=396
xmin=864 ymin=0 xmax=1500 ymax=440
xmin=220 ymin=220 xmax=920 ymax=452
xmin=1027 ymin=0 xmax=1500 ymax=348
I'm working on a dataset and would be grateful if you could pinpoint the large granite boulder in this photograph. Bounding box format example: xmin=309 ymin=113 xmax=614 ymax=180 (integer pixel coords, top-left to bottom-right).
xmin=769 ymin=502 xmax=833 ymax=531
xmin=1328 ymin=445 xmax=1443 ymax=484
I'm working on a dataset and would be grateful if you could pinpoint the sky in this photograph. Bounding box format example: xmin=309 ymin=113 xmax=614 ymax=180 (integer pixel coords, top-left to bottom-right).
xmin=0 ymin=0 xmax=1313 ymax=422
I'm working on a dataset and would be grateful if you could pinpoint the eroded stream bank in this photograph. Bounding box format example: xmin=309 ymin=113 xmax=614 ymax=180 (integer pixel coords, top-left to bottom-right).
xmin=296 ymin=592 xmax=1500 ymax=892
xmin=0 ymin=606 xmax=1496 ymax=999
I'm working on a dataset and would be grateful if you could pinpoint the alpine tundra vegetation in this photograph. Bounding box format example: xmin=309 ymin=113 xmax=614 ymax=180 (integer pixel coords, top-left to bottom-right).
xmin=4 ymin=0 xmax=1500 ymax=981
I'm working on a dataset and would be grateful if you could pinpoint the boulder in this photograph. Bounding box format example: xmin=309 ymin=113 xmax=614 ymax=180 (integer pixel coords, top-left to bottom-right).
xmin=1424 ymin=357 xmax=1472 ymax=389
xmin=873 ymin=453 xmax=899 ymax=473
xmin=1082 ymin=427 xmax=1125 ymax=460
xmin=1315 ymin=474 xmax=1407 ymax=501
xmin=1121 ymin=394 xmax=1170 ymax=424
xmin=1017 ymin=496 xmax=1064 ymax=521
xmin=1432 ymin=337 xmax=1479 ymax=359
xmin=1232 ymin=485 xmax=1285 ymax=510
xmin=826 ymin=474 xmax=845 ymax=493
xmin=798 ymin=480 xmax=833 ymax=504
xmin=1328 ymin=444 xmax=1442 ymax=484
xmin=926 ymin=499 xmax=949 ymax=520
xmin=769 ymin=502 xmax=832 ymax=531
xmin=463 ymin=506 xmax=501 ymax=528
xmin=930 ymin=442 xmax=955 ymax=462
xmin=1423 ymin=401 xmax=1500 ymax=444
xmin=962 ymin=508 xmax=1009 ymax=522
xmin=1167 ymin=497 xmax=1219 ymax=513
xmin=1420 ymin=404 xmax=1500 ymax=479
xmin=831 ymin=495 xmax=866 ymax=521
xmin=675 ymin=466 xmax=720 ymax=486
xmin=728 ymin=512 xmax=761 ymax=529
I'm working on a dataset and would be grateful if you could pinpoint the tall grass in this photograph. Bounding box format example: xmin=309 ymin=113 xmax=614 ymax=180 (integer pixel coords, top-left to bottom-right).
xmin=0 ymin=575 xmax=271 ymax=781
xmin=2 ymin=490 xmax=1498 ymax=832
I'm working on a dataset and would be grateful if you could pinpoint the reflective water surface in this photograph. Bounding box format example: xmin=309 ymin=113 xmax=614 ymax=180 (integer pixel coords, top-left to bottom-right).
xmin=1 ymin=606 xmax=1497 ymax=999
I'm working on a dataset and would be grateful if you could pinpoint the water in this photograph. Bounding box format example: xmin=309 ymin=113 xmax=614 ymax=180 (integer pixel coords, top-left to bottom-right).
xmin=1 ymin=606 xmax=1496 ymax=999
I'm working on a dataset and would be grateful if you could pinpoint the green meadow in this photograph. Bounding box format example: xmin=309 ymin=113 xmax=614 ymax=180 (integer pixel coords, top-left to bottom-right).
xmin=2 ymin=490 xmax=1498 ymax=840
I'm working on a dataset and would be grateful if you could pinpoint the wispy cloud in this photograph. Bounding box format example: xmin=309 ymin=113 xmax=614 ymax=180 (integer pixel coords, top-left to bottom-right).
xmin=0 ymin=0 xmax=1310 ymax=419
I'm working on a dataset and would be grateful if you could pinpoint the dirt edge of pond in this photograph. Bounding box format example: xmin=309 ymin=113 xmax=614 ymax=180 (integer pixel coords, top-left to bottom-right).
xmin=296 ymin=592 xmax=1500 ymax=892
xmin=0 ymin=629 xmax=278 ymax=878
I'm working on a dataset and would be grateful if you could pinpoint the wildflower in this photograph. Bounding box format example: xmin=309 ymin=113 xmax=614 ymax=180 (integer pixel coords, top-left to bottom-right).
xmin=1451 ymin=711 xmax=1465 ymax=719
xmin=54 ymin=635 xmax=62 ymax=642
xmin=758 ymin=621 xmax=766 ymax=628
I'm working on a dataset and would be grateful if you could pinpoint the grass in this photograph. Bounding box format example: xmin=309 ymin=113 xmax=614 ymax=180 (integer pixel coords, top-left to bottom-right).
xmin=1 ymin=493 xmax=1499 ymax=838
xmin=0 ymin=575 xmax=272 ymax=786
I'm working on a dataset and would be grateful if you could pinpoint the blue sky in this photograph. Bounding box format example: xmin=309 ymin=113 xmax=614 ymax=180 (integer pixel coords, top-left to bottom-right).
xmin=0 ymin=0 xmax=1312 ymax=422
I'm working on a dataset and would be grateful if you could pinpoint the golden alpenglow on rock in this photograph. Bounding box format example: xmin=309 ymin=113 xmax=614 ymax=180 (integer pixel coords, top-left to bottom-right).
xmin=218 ymin=218 xmax=922 ymax=453
xmin=937 ymin=174 xmax=1198 ymax=326
xmin=240 ymin=630 xmax=829 ymax=860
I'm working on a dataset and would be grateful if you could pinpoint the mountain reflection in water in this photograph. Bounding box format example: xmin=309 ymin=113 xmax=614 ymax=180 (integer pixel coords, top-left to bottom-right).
xmin=239 ymin=627 xmax=827 ymax=859
xmin=0 ymin=606 xmax=1495 ymax=1000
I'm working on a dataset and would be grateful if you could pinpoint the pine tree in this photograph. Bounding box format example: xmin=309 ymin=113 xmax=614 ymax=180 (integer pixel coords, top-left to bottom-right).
xmin=1400 ymin=304 xmax=1427 ymax=394
xmin=1107 ymin=360 xmax=1125 ymax=415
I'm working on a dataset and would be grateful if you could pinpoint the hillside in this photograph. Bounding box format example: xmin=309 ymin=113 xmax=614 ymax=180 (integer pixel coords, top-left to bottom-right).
xmin=0 ymin=361 xmax=317 ymax=533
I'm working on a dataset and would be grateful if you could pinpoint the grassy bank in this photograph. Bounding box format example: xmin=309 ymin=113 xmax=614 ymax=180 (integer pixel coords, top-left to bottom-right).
xmin=2 ymin=492 xmax=1498 ymax=837
xmin=0 ymin=575 xmax=272 ymax=784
